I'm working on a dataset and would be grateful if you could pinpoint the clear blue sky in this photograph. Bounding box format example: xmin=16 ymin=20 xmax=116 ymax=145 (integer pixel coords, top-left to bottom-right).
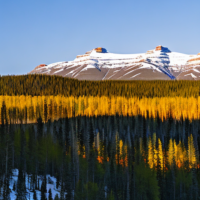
xmin=1 ymin=0 xmax=200 ymax=75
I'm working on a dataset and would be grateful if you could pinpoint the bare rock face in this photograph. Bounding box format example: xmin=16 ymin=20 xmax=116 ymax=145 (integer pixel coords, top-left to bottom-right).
xmin=29 ymin=46 xmax=200 ymax=80
xmin=187 ymin=57 xmax=200 ymax=64
xmin=155 ymin=45 xmax=171 ymax=53
xmin=29 ymin=64 xmax=47 ymax=74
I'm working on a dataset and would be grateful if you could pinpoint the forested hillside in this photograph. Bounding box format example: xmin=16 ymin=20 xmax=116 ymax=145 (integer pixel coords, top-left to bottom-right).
xmin=1 ymin=116 xmax=199 ymax=200
xmin=1 ymin=75 xmax=200 ymax=199
xmin=0 ymin=75 xmax=200 ymax=97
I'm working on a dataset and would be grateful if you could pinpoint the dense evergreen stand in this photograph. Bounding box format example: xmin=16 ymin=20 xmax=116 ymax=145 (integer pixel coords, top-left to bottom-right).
xmin=0 ymin=74 xmax=200 ymax=97
xmin=0 ymin=115 xmax=200 ymax=200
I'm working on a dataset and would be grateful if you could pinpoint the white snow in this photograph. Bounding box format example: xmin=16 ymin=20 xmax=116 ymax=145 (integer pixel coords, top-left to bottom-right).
xmin=168 ymin=52 xmax=190 ymax=66
xmin=131 ymin=73 xmax=141 ymax=78
xmin=45 ymin=62 xmax=64 ymax=69
xmin=140 ymin=63 xmax=162 ymax=73
xmin=184 ymin=73 xmax=197 ymax=78
xmin=102 ymin=69 xmax=110 ymax=80
xmin=54 ymin=69 xmax=64 ymax=74
xmin=193 ymin=68 xmax=200 ymax=73
xmin=6 ymin=169 xmax=62 ymax=200
xmin=32 ymin=47 xmax=200 ymax=80
xmin=123 ymin=69 xmax=139 ymax=76
xmin=81 ymin=64 xmax=96 ymax=71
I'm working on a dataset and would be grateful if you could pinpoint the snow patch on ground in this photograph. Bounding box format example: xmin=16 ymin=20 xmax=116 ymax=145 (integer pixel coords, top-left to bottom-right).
xmin=6 ymin=169 xmax=62 ymax=200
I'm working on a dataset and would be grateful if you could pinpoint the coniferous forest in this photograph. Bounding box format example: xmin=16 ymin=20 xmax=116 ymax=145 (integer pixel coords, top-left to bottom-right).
xmin=1 ymin=74 xmax=200 ymax=97
xmin=1 ymin=75 xmax=200 ymax=200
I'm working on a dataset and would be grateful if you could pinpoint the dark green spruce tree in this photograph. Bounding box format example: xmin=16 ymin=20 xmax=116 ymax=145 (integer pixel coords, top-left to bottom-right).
xmin=16 ymin=169 xmax=27 ymax=200
xmin=41 ymin=180 xmax=47 ymax=200
xmin=33 ymin=189 xmax=37 ymax=200
xmin=48 ymin=188 xmax=52 ymax=200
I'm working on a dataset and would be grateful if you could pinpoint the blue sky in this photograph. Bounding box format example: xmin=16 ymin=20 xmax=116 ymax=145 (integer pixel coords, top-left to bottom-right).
xmin=0 ymin=0 xmax=200 ymax=75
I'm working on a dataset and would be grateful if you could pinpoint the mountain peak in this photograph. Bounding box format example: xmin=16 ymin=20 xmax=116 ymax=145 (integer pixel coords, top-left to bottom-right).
xmin=155 ymin=45 xmax=171 ymax=53
xmin=29 ymin=46 xmax=200 ymax=80
xmin=94 ymin=47 xmax=108 ymax=53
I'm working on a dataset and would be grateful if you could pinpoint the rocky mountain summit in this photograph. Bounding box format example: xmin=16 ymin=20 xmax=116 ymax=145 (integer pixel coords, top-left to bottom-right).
xmin=29 ymin=46 xmax=200 ymax=80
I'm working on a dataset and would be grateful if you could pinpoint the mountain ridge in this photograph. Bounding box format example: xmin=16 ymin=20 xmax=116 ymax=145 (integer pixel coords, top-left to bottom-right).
xmin=29 ymin=46 xmax=200 ymax=80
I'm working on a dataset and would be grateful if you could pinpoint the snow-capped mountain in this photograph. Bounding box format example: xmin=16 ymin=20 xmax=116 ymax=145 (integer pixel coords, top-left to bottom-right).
xmin=29 ymin=46 xmax=200 ymax=80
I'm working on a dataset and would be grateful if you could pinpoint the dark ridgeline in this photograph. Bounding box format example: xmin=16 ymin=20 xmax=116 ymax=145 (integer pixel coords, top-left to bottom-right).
xmin=0 ymin=74 xmax=200 ymax=97
xmin=0 ymin=115 xmax=200 ymax=200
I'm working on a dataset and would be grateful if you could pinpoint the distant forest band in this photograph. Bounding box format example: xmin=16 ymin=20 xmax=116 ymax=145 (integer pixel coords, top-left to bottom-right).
xmin=0 ymin=95 xmax=200 ymax=124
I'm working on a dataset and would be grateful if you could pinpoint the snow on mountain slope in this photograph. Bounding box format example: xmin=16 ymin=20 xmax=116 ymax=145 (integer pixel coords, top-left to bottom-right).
xmin=29 ymin=46 xmax=200 ymax=80
xmin=176 ymin=66 xmax=200 ymax=80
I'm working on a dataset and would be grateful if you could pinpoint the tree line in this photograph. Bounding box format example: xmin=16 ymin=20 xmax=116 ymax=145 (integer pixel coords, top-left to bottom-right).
xmin=0 ymin=74 xmax=200 ymax=97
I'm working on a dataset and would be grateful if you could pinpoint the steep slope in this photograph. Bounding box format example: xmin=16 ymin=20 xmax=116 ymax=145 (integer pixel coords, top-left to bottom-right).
xmin=29 ymin=46 xmax=200 ymax=80
xmin=176 ymin=55 xmax=200 ymax=80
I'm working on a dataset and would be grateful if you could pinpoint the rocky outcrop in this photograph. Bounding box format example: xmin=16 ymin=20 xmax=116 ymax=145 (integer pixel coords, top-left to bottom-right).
xmin=35 ymin=64 xmax=47 ymax=69
xmin=155 ymin=46 xmax=171 ymax=53
xmin=29 ymin=64 xmax=47 ymax=74
xmin=187 ymin=57 xmax=200 ymax=63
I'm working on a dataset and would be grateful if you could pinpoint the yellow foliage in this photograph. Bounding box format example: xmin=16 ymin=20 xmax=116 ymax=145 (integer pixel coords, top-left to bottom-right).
xmin=1 ymin=96 xmax=200 ymax=124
